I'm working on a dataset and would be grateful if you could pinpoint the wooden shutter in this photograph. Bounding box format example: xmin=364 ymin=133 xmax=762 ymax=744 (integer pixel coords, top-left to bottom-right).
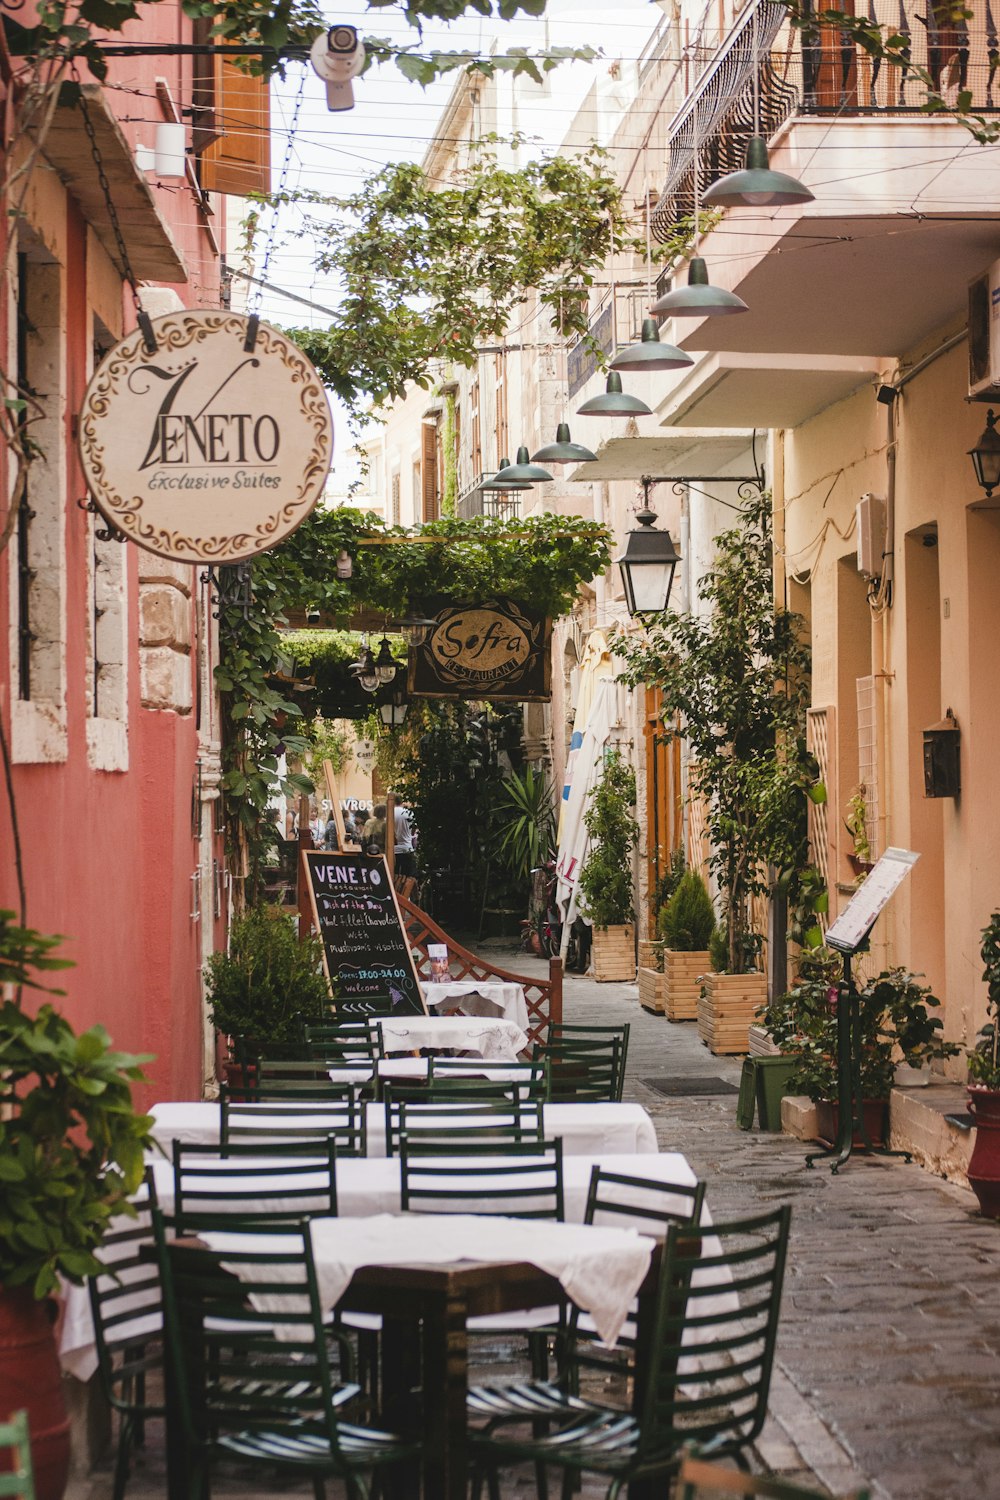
xmin=470 ymin=379 xmax=482 ymax=474
xmin=421 ymin=422 xmax=439 ymax=521
xmin=390 ymin=473 xmax=401 ymax=526
xmin=494 ymin=353 xmax=508 ymax=462
xmin=199 ymin=62 xmax=271 ymax=198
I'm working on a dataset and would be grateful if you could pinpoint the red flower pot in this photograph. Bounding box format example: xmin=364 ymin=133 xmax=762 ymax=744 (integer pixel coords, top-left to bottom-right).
xmin=0 ymin=1289 xmax=70 ymax=1500
xmin=814 ymin=1098 xmax=887 ymax=1149
xmin=967 ymin=1087 xmax=1000 ymax=1218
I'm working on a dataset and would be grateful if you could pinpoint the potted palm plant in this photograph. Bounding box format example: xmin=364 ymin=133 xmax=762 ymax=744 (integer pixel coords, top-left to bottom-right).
xmin=0 ymin=911 xmax=151 ymax=1500
xmin=576 ymin=751 xmax=638 ymax=982
xmin=966 ymin=912 xmax=1000 ymax=1217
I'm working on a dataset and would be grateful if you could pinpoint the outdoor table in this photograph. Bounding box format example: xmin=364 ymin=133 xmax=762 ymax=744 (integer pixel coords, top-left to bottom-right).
xmin=422 ymin=979 xmax=530 ymax=1032
xmin=193 ymin=1213 xmax=659 ymax=1500
xmin=147 ymin=1099 xmax=659 ymax=1157
xmin=57 ymin=1152 xmax=705 ymax=1383
xmin=376 ymin=1014 xmax=528 ymax=1060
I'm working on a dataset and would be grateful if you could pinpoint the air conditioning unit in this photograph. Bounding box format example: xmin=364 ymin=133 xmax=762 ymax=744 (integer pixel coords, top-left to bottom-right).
xmin=968 ymin=260 xmax=1000 ymax=399
xmin=856 ymin=493 xmax=886 ymax=578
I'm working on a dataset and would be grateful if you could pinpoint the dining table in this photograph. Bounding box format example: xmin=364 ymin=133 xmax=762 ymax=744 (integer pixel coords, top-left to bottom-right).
xmin=376 ymin=1013 xmax=528 ymax=1060
xmin=146 ymin=1098 xmax=660 ymax=1158
xmin=421 ymin=979 xmax=530 ymax=1032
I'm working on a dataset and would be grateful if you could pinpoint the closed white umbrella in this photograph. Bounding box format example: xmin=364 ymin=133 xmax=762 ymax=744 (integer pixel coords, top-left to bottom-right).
xmin=555 ymin=675 xmax=618 ymax=956
xmin=557 ymin=630 xmax=615 ymax=844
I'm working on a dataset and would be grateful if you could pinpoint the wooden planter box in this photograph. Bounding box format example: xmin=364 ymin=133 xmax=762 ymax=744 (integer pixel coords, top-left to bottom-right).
xmin=592 ymin=924 xmax=636 ymax=983
xmin=637 ymin=939 xmax=661 ymax=971
xmin=698 ymin=971 xmax=767 ymax=1055
xmin=638 ymin=967 xmax=665 ymax=1014
xmin=663 ymin=949 xmax=710 ymax=1022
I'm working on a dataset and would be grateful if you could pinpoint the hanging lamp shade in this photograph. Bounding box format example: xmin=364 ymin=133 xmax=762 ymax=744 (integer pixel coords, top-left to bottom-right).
xmin=610 ymin=318 xmax=694 ymax=373
xmin=577 ymin=371 xmax=652 ymax=417
xmin=392 ymin=607 xmax=438 ymax=647
xmin=615 ymin=506 xmax=682 ymax=616
xmin=651 ymin=257 xmax=748 ymax=317
xmin=702 ymin=135 xmax=814 ymax=208
xmin=496 ymin=445 xmax=553 ymax=483
xmin=481 ymin=457 xmax=534 ymax=493
xmin=349 ymin=646 xmax=379 ymax=693
xmin=374 ymin=636 xmax=398 ymax=685
xmin=969 ymin=408 xmax=1000 ymax=496
xmin=531 ymin=423 xmax=597 ymax=464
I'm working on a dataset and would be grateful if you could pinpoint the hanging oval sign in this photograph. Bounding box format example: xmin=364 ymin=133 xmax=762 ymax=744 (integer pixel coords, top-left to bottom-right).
xmin=78 ymin=310 xmax=333 ymax=563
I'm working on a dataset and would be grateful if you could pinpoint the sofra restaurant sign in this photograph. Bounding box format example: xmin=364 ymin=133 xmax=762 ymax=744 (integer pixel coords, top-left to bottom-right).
xmin=78 ymin=311 xmax=333 ymax=563
xmin=408 ymin=597 xmax=551 ymax=701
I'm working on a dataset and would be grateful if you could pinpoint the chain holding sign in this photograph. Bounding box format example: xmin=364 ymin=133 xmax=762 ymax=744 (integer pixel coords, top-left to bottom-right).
xmin=78 ymin=311 xmax=334 ymax=563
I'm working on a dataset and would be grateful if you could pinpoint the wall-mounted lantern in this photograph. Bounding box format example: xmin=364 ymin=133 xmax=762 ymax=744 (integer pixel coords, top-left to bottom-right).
xmin=923 ymin=709 xmax=961 ymax=798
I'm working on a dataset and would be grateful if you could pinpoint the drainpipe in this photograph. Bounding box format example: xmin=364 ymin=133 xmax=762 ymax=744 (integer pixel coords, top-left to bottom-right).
xmin=678 ymin=484 xmax=691 ymax=862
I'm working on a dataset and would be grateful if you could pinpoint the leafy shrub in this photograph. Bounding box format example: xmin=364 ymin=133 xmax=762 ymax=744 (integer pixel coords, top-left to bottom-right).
xmin=577 ymin=751 xmax=638 ymax=929
xmin=206 ymin=907 xmax=329 ymax=1053
xmin=968 ymin=912 xmax=1000 ymax=1089
xmin=708 ymin=923 xmax=729 ymax=974
xmin=659 ymin=870 xmax=715 ymax=952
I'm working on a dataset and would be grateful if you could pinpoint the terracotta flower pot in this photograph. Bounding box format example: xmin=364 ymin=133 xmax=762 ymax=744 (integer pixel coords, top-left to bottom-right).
xmin=814 ymin=1097 xmax=887 ymax=1148
xmin=0 ymin=1289 xmax=70 ymax=1500
xmin=967 ymin=1086 xmax=1000 ymax=1218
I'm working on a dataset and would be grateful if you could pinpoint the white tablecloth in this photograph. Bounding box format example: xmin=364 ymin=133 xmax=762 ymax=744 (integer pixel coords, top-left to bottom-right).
xmin=147 ymin=1099 xmax=658 ymax=1158
xmin=377 ymin=1015 xmax=528 ymax=1060
xmin=422 ymin=981 xmax=530 ymax=1033
xmin=59 ymin=1151 xmax=732 ymax=1380
xmin=204 ymin=1213 xmax=653 ymax=1348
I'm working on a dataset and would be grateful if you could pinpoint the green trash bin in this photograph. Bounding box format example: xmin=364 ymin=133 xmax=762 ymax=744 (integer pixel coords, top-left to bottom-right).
xmin=755 ymin=1056 xmax=798 ymax=1131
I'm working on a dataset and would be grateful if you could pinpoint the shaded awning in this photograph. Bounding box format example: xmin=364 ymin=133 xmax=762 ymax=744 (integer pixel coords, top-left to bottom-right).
xmin=41 ymin=84 xmax=187 ymax=282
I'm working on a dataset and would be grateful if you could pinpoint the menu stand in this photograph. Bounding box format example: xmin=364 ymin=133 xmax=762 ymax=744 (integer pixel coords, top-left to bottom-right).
xmin=804 ymin=848 xmax=920 ymax=1175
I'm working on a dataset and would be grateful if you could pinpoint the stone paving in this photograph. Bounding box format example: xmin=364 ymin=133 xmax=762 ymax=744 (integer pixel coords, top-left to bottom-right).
xmin=69 ymin=951 xmax=1000 ymax=1500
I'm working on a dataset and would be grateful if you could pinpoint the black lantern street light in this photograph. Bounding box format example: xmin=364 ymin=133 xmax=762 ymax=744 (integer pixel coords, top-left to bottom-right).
xmin=616 ymin=492 xmax=682 ymax=617
xmin=969 ymin=409 xmax=1000 ymax=497
xmin=378 ymin=679 xmax=409 ymax=730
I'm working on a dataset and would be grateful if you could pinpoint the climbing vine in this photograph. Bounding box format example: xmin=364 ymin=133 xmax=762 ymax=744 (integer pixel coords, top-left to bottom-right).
xmin=217 ymin=510 xmax=610 ymax=894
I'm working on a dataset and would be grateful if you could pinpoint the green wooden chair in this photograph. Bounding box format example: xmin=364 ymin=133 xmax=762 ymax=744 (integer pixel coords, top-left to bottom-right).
xmin=469 ymin=1164 xmax=707 ymax=1430
xmin=399 ymin=1135 xmax=564 ymax=1219
xmin=383 ymin=1083 xmax=543 ymax=1156
xmin=546 ymin=1022 xmax=631 ymax=1099
xmin=427 ymin=1058 xmax=548 ymax=1100
xmin=470 ymin=1204 xmax=792 ymax=1500
xmin=675 ymin=1451 xmax=870 ymax=1500
xmin=151 ymin=1210 xmax=416 ymax=1500
xmin=0 ymin=1412 xmax=35 ymax=1500
xmin=219 ymin=1082 xmax=367 ymax=1156
xmin=533 ymin=1035 xmax=622 ymax=1103
xmin=171 ymin=1139 xmax=339 ymax=1232
xmin=87 ymin=1172 xmax=163 ymax=1500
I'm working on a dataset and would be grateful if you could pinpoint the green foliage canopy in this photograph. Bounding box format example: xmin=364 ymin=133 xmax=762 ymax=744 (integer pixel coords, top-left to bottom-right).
xmin=577 ymin=750 xmax=637 ymax=929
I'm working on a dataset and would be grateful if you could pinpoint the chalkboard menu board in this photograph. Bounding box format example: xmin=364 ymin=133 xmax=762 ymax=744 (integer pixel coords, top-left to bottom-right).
xmin=302 ymin=851 xmax=425 ymax=1017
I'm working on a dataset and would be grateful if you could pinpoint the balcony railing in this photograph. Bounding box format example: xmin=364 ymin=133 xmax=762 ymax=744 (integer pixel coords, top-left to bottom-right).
xmin=457 ymin=478 xmax=522 ymax=521
xmin=651 ymin=0 xmax=1000 ymax=240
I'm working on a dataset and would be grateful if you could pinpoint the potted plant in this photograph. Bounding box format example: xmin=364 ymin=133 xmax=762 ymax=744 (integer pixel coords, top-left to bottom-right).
xmin=654 ymin=869 xmax=715 ymax=1022
xmin=576 ymin=750 xmax=638 ymax=982
xmin=764 ymin=952 xmax=957 ymax=1147
xmin=0 ymin=911 xmax=151 ymax=1500
xmin=205 ymin=905 xmax=330 ymax=1081
xmin=966 ymin=912 xmax=1000 ymax=1216
xmin=845 ymin=785 xmax=874 ymax=879
xmin=639 ymin=847 xmax=685 ymax=971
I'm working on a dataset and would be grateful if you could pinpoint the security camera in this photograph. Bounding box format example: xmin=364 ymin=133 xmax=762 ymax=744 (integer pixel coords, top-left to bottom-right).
xmin=310 ymin=24 xmax=365 ymax=113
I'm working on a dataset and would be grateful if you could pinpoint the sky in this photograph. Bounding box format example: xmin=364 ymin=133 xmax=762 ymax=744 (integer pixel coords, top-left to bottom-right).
xmin=252 ymin=0 xmax=666 ymax=330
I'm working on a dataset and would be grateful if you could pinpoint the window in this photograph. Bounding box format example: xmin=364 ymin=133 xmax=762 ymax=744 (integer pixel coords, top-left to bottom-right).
xmin=421 ymin=420 xmax=440 ymax=522
xmin=469 ymin=379 xmax=482 ymax=476
xmin=494 ymin=352 xmax=508 ymax=463
xmin=8 ymin=238 xmax=67 ymax=762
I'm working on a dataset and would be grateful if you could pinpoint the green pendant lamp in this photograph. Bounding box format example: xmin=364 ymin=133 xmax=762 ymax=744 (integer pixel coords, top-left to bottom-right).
xmin=481 ymin=456 xmax=534 ymax=492
xmin=652 ymin=257 xmax=748 ymax=315
xmin=610 ymin=318 xmax=693 ymax=373
xmin=577 ymin=371 xmax=652 ymax=417
xmin=702 ymin=9 xmax=812 ymax=210
xmin=702 ymin=135 xmax=814 ymax=208
xmin=531 ymin=423 xmax=597 ymax=464
xmin=652 ymin=108 xmax=749 ymax=317
xmin=494 ymin=445 xmax=553 ymax=483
